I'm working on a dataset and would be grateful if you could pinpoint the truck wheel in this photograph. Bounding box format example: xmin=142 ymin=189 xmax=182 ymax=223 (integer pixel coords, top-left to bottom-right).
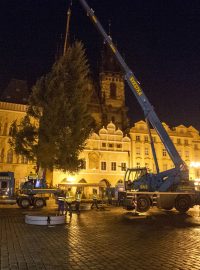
xmin=136 ymin=195 xmax=150 ymax=213
xmin=175 ymin=195 xmax=191 ymax=213
xmin=20 ymin=198 xmax=30 ymax=209
xmin=34 ymin=198 xmax=45 ymax=208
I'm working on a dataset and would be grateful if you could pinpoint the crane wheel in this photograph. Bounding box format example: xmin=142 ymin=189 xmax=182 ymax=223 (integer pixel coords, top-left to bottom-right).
xmin=136 ymin=195 xmax=151 ymax=213
xmin=33 ymin=198 xmax=45 ymax=208
xmin=175 ymin=195 xmax=191 ymax=213
xmin=20 ymin=198 xmax=30 ymax=209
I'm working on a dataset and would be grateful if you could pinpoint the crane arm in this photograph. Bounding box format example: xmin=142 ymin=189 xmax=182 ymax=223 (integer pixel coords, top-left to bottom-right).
xmin=78 ymin=0 xmax=188 ymax=173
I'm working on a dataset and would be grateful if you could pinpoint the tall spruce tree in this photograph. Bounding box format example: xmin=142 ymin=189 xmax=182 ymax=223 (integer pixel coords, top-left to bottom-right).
xmin=10 ymin=41 xmax=95 ymax=173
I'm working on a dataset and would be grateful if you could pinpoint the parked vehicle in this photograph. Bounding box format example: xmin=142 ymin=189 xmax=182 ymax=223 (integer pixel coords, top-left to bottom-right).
xmin=0 ymin=172 xmax=60 ymax=209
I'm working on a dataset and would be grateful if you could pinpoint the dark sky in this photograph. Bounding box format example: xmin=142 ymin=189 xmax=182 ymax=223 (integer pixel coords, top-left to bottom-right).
xmin=0 ymin=0 xmax=200 ymax=130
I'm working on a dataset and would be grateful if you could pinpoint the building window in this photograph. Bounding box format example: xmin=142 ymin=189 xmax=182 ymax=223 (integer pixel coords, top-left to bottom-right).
xmin=145 ymin=148 xmax=149 ymax=155
xmin=121 ymin=163 xmax=126 ymax=171
xmin=162 ymin=149 xmax=167 ymax=157
xmin=110 ymin=82 xmax=117 ymax=99
xmin=136 ymin=136 xmax=140 ymax=142
xmin=101 ymin=161 xmax=106 ymax=171
xmin=7 ymin=149 xmax=13 ymax=163
xmin=116 ymin=144 xmax=122 ymax=149
xmin=184 ymin=139 xmax=188 ymax=146
xmin=144 ymin=136 xmax=148 ymax=143
xmin=153 ymin=137 xmax=156 ymax=143
xmin=102 ymin=143 xmax=106 ymax=148
xmin=136 ymin=147 xmax=141 ymax=155
xmin=136 ymin=163 xmax=140 ymax=168
xmin=108 ymin=143 xmax=114 ymax=148
xmin=111 ymin=162 xmax=117 ymax=171
xmin=177 ymin=138 xmax=181 ymax=145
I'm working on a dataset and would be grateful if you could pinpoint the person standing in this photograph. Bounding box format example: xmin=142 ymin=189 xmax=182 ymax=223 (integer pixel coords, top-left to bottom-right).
xmin=57 ymin=190 xmax=65 ymax=215
xmin=65 ymin=188 xmax=74 ymax=217
xmin=75 ymin=190 xmax=82 ymax=214
xmin=91 ymin=189 xmax=99 ymax=209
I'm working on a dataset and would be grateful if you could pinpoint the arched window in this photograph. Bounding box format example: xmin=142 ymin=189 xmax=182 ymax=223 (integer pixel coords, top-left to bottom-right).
xmin=110 ymin=82 xmax=117 ymax=99
xmin=7 ymin=149 xmax=13 ymax=163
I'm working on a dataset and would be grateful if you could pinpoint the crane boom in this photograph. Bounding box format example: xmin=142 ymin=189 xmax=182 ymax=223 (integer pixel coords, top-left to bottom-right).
xmin=78 ymin=0 xmax=188 ymax=175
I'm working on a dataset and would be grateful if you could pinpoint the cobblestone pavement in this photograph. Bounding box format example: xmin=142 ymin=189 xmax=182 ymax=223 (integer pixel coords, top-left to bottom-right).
xmin=1 ymin=201 xmax=200 ymax=270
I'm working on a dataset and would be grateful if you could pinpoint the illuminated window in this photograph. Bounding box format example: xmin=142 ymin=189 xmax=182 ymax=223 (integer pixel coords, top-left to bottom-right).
xmin=101 ymin=161 xmax=106 ymax=171
xmin=111 ymin=162 xmax=117 ymax=171
xmin=144 ymin=136 xmax=148 ymax=143
xmin=145 ymin=148 xmax=149 ymax=155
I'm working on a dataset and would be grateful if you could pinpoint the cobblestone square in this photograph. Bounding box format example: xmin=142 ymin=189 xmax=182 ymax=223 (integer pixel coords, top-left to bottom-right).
xmin=1 ymin=201 xmax=200 ymax=270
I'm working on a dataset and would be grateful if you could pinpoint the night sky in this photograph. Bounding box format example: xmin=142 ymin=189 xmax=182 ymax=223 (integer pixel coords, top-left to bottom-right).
xmin=0 ymin=0 xmax=200 ymax=130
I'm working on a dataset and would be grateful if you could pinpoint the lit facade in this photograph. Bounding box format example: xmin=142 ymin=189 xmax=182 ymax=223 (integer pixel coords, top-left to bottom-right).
xmin=0 ymin=102 xmax=35 ymax=188
xmin=0 ymin=103 xmax=200 ymax=192
xmin=130 ymin=120 xmax=200 ymax=180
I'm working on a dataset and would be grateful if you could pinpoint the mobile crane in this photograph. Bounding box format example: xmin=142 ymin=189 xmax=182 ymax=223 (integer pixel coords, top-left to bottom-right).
xmin=78 ymin=0 xmax=200 ymax=213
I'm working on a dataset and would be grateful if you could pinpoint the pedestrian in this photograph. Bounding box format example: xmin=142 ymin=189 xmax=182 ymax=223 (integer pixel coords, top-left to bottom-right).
xmin=75 ymin=190 xmax=82 ymax=214
xmin=65 ymin=188 xmax=74 ymax=217
xmin=57 ymin=190 xmax=65 ymax=215
xmin=91 ymin=189 xmax=99 ymax=209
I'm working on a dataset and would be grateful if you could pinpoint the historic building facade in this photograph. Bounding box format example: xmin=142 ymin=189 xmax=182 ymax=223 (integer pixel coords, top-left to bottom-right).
xmin=0 ymin=102 xmax=35 ymax=188
xmin=1 ymin=101 xmax=200 ymax=194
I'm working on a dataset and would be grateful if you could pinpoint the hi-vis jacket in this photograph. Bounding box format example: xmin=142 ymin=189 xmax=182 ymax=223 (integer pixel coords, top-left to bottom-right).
xmin=75 ymin=193 xmax=82 ymax=202
xmin=65 ymin=192 xmax=74 ymax=203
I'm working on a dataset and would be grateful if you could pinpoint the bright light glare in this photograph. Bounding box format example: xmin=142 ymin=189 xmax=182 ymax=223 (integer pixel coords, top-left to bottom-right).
xmin=67 ymin=175 xmax=75 ymax=182
xmin=190 ymin=162 xmax=200 ymax=168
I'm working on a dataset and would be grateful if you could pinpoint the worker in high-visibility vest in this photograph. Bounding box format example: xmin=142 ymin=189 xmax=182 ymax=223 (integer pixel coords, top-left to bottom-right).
xmin=91 ymin=189 xmax=99 ymax=209
xmin=65 ymin=188 xmax=74 ymax=216
xmin=75 ymin=190 xmax=82 ymax=214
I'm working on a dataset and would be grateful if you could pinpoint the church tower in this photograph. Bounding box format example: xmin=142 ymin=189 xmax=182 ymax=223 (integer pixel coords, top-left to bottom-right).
xmin=100 ymin=43 xmax=129 ymax=130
